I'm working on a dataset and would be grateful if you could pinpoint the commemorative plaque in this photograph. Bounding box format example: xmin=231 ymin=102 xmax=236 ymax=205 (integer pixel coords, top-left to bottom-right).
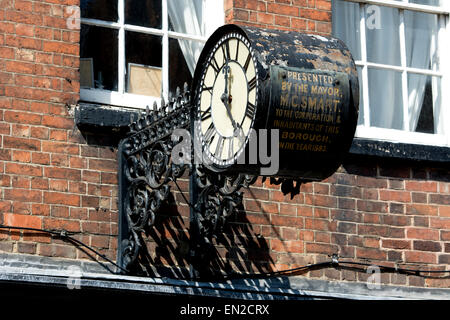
xmin=192 ymin=24 xmax=359 ymax=181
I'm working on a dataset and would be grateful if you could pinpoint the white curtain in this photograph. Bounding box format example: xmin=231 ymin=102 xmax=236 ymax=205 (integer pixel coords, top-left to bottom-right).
xmin=168 ymin=0 xmax=223 ymax=75
xmin=406 ymin=0 xmax=441 ymax=133
xmin=333 ymin=0 xmax=441 ymax=133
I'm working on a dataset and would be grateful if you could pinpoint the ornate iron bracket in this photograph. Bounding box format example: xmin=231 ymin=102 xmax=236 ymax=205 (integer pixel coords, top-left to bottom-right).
xmin=117 ymin=86 xmax=269 ymax=275
xmin=118 ymin=86 xmax=191 ymax=273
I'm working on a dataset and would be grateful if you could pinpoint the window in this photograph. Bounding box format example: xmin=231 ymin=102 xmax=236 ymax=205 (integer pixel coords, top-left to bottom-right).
xmin=80 ymin=0 xmax=224 ymax=109
xmin=332 ymin=0 xmax=450 ymax=147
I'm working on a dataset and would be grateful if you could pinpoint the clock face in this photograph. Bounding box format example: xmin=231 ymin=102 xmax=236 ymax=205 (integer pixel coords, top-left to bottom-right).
xmin=195 ymin=32 xmax=258 ymax=169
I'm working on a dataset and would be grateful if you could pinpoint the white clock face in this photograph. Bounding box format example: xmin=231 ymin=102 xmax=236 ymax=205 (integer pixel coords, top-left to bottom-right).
xmin=196 ymin=33 xmax=258 ymax=167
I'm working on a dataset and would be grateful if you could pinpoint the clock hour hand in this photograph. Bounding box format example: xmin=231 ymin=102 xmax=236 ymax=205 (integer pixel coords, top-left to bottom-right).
xmin=221 ymin=59 xmax=238 ymax=131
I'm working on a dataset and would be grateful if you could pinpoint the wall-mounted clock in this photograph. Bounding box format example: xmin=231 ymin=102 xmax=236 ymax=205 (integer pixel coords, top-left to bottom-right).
xmin=192 ymin=24 xmax=359 ymax=181
xmin=192 ymin=29 xmax=259 ymax=171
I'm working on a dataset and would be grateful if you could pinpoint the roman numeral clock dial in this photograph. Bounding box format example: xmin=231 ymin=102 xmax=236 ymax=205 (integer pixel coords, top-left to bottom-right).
xmin=194 ymin=31 xmax=258 ymax=171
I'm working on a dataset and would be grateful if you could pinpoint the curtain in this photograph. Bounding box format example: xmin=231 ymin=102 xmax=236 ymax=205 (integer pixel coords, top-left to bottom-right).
xmin=168 ymin=0 xmax=222 ymax=75
xmin=332 ymin=0 xmax=441 ymax=133
xmin=406 ymin=0 xmax=440 ymax=133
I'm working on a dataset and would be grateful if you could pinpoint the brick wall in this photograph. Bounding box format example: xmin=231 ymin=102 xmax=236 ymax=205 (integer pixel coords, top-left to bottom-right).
xmin=0 ymin=0 xmax=449 ymax=290
xmin=224 ymin=0 xmax=332 ymax=34
xmin=0 ymin=0 xmax=119 ymax=261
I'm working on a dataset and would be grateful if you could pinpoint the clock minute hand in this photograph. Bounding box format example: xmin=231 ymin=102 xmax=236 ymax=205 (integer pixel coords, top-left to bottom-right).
xmin=221 ymin=92 xmax=237 ymax=130
xmin=221 ymin=60 xmax=238 ymax=131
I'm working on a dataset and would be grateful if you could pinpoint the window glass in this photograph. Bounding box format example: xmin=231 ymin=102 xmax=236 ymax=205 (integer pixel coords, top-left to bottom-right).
xmin=332 ymin=0 xmax=446 ymax=146
xmin=332 ymin=0 xmax=361 ymax=61
xmin=366 ymin=6 xmax=401 ymax=66
xmin=368 ymin=68 xmax=403 ymax=130
xmin=125 ymin=0 xmax=162 ymax=29
xmin=125 ymin=32 xmax=162 ymax=96
xmin=80 ymin=25 xmax=118 ymax=91
xmin=405 ymin=10 xmax=439 ymax=70
xmin=80 ymin=0 xmax=223 ymax=108
xmin=169 ymin=38 xmax=193 ymax=95
xmin=409 ymin=0 xmax=441 ymax=5
xmin=81 ymin=0 xmax=118 ymax=22
xmin=357 ymin=66 xmax=364 ymax=126
xmin=408 ymin=74 xmax=441 ymax=134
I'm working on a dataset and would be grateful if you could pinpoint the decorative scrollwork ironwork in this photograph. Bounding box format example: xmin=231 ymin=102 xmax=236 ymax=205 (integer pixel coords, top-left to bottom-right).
xmin=118 ymin=84 xmax=259 ymax=274
xmin=119 ymin=85 xmax=191 ymax=273
xmin=193 ymin=166 xmax=257 ymax=243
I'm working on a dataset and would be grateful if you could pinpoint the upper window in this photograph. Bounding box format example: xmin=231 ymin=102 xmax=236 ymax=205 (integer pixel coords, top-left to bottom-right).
xmin=333 ymin=0 xmax=449 ymax=147
xmin=80 ymin=0 xmax=224 ymax=108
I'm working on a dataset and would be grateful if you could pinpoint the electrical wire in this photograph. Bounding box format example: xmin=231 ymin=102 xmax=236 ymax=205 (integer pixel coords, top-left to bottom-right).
xmin=0 ymin=225 xmax=128 ymax=275
xmin=171 ymin=180 xmax=450 ymax=280
xmin=221 ymin=255 xmax=450 ymax=281
xmin=1 ymin=224 xmax=449 ymax=281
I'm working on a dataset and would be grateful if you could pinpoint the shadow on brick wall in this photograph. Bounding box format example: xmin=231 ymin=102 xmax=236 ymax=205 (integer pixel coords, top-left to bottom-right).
xmin=128 ymin=194 xmax=275 ymax=280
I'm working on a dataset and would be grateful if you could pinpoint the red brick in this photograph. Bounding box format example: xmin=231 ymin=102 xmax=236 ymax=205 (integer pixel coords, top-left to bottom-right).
xmin=405 ymin=251 xmax=436 ymax=264
xmin=11 ymin=124 xmax=31 ymax=137
xmin=5 ymin=10 xmax=42 ymax=25
xmin=275 ymin=15 xmax=290 ymax=27
xmin=413 ymin=240 xmax=442 ymax=252
xmin=32 ymin=203 xmax=50 ymax=216
xmin=305 ymin=242 xmax=337 ymax=255
xmin=430 ymin=217 xmax=450 ymax=229
xmin=88 ymin=159 xmax=117 ymax=172
xmin=42 ymin=41 xmax=78 ymax=55
xmin=43 ymin=217 xmax=80 ymax=233
xmin=3 ymin=136 xmax=40 ymax=151
xmin=316 ymin=0 xmax=331 ymax=11
xmin=44 ymin=191 xmax=80 ymax=206
xmin=0 ymin=47 xmax=14 ymax=59
xmin=31 ymin=177 xmax=49 ymax=190
xmin=49 ymin=179 xmax=68 ymax=192
xmin=406 ymin=204 xmax=439 ymax=216
xmin=271 ymin=239 xmax=303 ymax=253
xmin=300 ymin=8 xmax=330 ymax=21
xmin=11 ymin=176 xmax=30 ymax=188
xmin=379 ymin=190 xmax=411 ymax=203
xmin=32 ymin=152 xmax=50 ymax=165
xmin=42 ymin=140 xmax=78 ymax=155
xmin=405 ymin=181 xmax=437 ymax=193
xmin=407 ymin=228 xmax=440 ymax=241
xmin=51 ymin=206 xmax=69 ymax=218
xmin=0 ymin=175 xmax=11 ymax=187
xmin=12 ymin=150 xmax=31 ymax=163
xmin=267 ymin=3 xmax=299 ymax=16
xmin=3 ymin=213 xmax=42 ymax=229
xmin=271 ymin=215 xmax=303 ymax=228
xmin=257 ymin=12 xmax=274 ymax=24
xmin=5 ymin=163 xmax=42 ymax=177
xmin=382 ymin=239 xmax=411 ymax=250
xmin=356 ymin=247 xmax=386 ymax=261
xmin=45 ymin=167 xmax=81 ymax=181
xmin=4 ymin=111 xmax=41 ymax=125
xmin=41 ymin=115 xmax=74 ymax=129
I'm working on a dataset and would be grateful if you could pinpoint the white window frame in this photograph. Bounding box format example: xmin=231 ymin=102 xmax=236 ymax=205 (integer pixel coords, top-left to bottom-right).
xmin=80 ymin=0 xmax=224 ymax=109
xmin=339 ymin=0 xmax=450 ymax=147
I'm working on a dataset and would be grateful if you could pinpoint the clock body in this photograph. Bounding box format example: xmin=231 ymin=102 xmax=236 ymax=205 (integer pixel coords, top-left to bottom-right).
xmin=191 ymin=24 xmax=359 ymax=181
xmin=192 ymin=29 xmax=259 ymax=171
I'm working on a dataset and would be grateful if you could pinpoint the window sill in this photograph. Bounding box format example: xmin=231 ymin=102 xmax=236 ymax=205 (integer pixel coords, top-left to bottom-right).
xmin=75 ymin=102 xmax=139 ymax=134
xmin=349 ymin=138 xmax=450 ymax=164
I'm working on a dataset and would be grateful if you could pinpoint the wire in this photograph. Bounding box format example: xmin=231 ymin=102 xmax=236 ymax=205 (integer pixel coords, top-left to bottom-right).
xmin=0 ymin=225 xmax=128 ymax=275
xmin=222 ymin=255 xmax=450 ymax=281
xmin=2 ymin=224 xmax=449 ymax=282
